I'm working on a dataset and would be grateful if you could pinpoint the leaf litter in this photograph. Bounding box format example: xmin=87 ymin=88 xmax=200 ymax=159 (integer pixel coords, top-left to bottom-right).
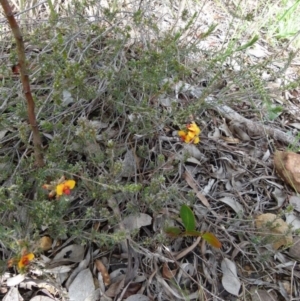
xmin=2 ymin=0 xmax=300 ymax=300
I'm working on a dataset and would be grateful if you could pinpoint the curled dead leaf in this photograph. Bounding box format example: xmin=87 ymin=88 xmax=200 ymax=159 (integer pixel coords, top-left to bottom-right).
xmin=162 ymin=262 xmax=178 ymax=279
xmin=39 ymin=236 xmax=53 ymax=251
xmin=123 ymin=282 xmax=143 ymax=299
xmin=105 ymin=279 xmax=125 ymax=298
xmin=255 ymin=213 xmax=293 ymax=250
xmin=95 ymin=259 xmax=110 ymax=286
xmin=274 ymin=151 xmax=300 ymax=193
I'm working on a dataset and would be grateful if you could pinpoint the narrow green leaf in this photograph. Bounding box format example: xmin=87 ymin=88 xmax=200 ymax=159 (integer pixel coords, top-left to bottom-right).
xmin=236 ymin=35 xmax=259 ymax=51
xmin=164 ymin=227 xmax=182 ymax=237
xmin=199 ymin=23 xmax=218 ymax=39
xmin=202 ymin=232 xmax=222 ymax=248
xmin=180 ymin=205 xmax=196 ymax=231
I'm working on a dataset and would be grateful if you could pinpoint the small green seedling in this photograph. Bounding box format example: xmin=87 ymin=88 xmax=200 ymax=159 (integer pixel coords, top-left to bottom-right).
xmin=165 ymin=204 xmax=222 ymax=248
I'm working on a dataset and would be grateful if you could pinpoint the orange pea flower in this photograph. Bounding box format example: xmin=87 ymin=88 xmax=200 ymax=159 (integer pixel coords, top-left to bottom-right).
xmin=18 ymin=253 xmax=35 ymax=269
xmin=178 ymin=122 xmax=201 ymax=144
xmin=8 ymin=252 xmax=35 ymax=273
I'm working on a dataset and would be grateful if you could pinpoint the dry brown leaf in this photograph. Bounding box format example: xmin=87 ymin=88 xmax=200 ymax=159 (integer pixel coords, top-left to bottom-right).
xmin=105 ymin=279 xmax=124 ymax=298
xmin=255 ymin=213 xmax=293 ymax=250
xmin=250 ymin=287 xmax=277 ymax=301
xmin=184 ymin=171 xmax=198 ymax=191
xmin=221 ymin=136 xmax=240 ymax=144
xmin=229 ymin=122 xmax=250 ymax=141
xmin=274 ymin=151 xmax=300 ymax=193
xmin=39 ymin=236 xmax=52 ymax=251
xmin=95 ymin=259 xmax=110 ymax=286
xmin=221 ymin=258 xmax=241 ymax=296
xmin=219 ymin=120 xmax=233 ymax=136
xmin=280 ymin=280 xmax=291 ymax=295
xmin=196 ymin=191 xmax=211 ymax=208
xmin=123 ymin=282 xmax=143 ymax=299
xmin=288 ymin=237 xmax=300 ymax=261
xmin=184 ymin=172 xmax=210 ymax=208
xmin=175 ymin=236 xmax=201 ymax=260
xmin=162 ymin=262 xmax=178 ymax=279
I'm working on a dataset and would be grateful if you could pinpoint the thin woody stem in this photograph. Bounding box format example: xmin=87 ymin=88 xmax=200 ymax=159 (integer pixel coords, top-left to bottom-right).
xmin=0 ymin=0 xmax=45 ymax=167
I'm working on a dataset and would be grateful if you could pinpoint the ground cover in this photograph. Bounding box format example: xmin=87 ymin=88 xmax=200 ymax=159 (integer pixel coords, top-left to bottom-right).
xmin=1 ymin=0 xmax=300 ymax=300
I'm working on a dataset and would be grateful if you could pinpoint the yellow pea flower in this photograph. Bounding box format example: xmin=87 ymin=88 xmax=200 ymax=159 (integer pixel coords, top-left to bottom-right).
xmin=56 ymin=180 xmax=76 ymax=196
xmin=178 ymin=122 xmax=201 ymax=144
xmin=187 ymin=122 xmax=201 ymax=136
xmin=192 ymin=136 xmax=200 ymax=144
xmin=43 ymin=176 xmax=76 ymax=199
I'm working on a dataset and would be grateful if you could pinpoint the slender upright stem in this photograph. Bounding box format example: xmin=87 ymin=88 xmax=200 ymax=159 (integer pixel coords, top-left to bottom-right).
xmin=0 ymin=0 xmax=45 ymax=167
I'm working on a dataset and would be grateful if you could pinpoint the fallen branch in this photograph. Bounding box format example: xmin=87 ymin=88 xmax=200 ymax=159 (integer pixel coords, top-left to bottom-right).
xmin=169 ymin=79 xmax=299 ymax=147
xmin=206 ymin=96 xmax=298 ymax=146
xmin=0 ymin=0 xmax=45 ymax=167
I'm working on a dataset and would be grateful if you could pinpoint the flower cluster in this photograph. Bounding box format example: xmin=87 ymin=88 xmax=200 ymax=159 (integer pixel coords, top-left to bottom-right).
xmin=42 ymin=176 xmax=76 ymax=199
xmin=178 ymin=122 xmax=201 ymax=144
xmin=8 ymin=252 xmax=35 ymax=273
xmin=18 ymin=253 xmax=35 ymax=269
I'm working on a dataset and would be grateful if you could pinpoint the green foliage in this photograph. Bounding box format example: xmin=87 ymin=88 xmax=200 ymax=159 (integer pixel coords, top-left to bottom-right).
xmin=165 ymin=204 xmax=222 ymax=248
xmin=275 ymin=0 xmax=300 ymax=41
xmin=180 ymin=204 xmax=196 ymax=232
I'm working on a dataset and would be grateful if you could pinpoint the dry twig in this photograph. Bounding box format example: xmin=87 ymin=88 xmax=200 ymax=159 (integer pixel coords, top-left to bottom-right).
xmin=0 ymin=0 xmax=44 ymax=167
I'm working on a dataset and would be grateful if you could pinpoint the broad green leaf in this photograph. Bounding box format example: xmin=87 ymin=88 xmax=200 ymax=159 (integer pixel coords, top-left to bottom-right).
xmin=164 ymin=227 xmax=182 ymax=237
xmin=202 ymin=232 xmax=222 ymax=248
xmin=180 ymin=205 xmax=196 ymax=231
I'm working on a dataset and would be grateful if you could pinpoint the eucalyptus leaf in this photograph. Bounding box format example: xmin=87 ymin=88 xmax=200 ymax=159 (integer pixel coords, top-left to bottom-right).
xmin=202 ymin=232 xmax=222 ymax=248
xmin=221 ymin=258 xmax=241 ymax=296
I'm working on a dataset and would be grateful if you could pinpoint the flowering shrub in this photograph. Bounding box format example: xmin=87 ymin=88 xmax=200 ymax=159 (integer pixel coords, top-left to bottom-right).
xmin=178 ymin=122 xmax=201 ymax=144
